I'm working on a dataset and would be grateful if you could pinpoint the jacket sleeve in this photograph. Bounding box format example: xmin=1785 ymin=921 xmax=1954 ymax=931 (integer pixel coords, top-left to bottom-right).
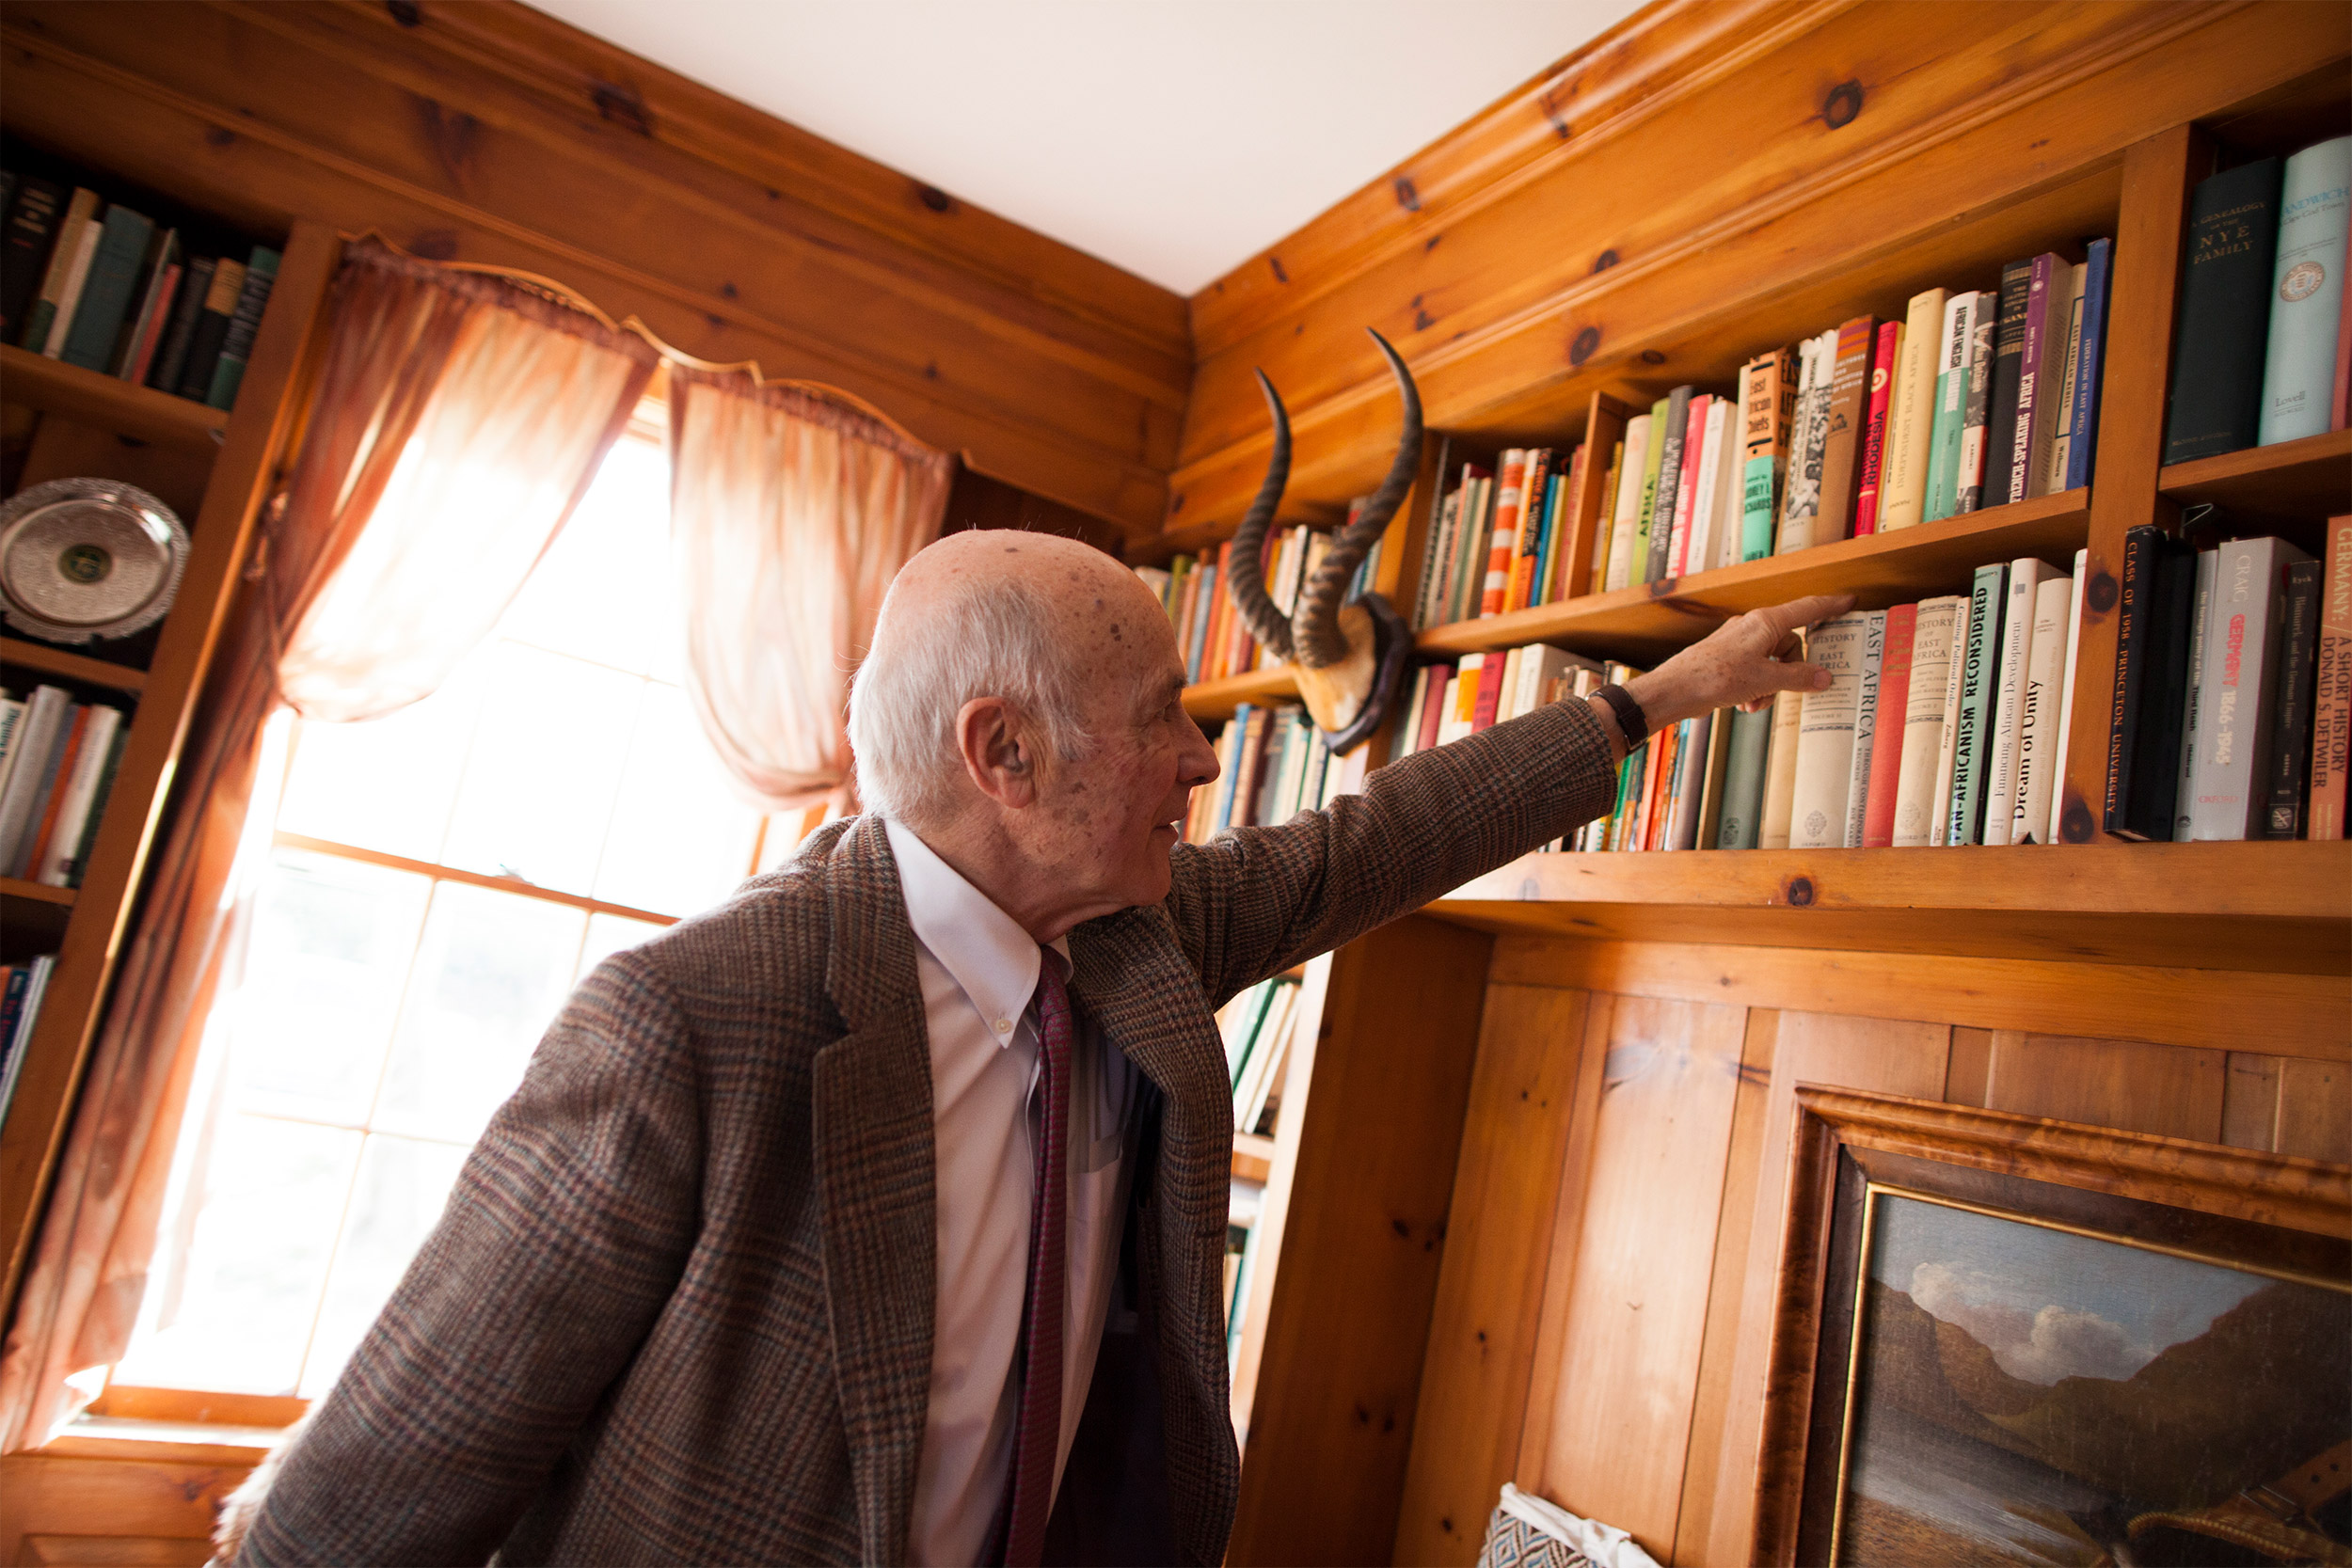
xmin=1164 ymin=693 xmax=1620 ymax=1006
xmin=231 ymin=950 xmax=705 ymax=1566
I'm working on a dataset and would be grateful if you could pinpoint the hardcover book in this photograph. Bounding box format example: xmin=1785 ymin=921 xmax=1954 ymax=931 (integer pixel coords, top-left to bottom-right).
xmin=2258 ymin=135 xmax=2351 ymax=447
xmin=2172 ymin=549 xmax=2221 ymax=842
xmin=0 ymin=174 xmax=67 ymax=346
xmin=1790 ymin=614 xmax=1868 ymax=850
xmin=1852 ymin=321 xmax=1902 ymax=535
xmin=2064 ymin=239 xmax=2115 ymax=491
xmin=1983 ymin=558 xmax=2061 ymax=846
xmin=1759 ymin=686 xmax=1805 ymax=849
xmin=59 ymin=202 xmax=153 ymax=372
xmin=1924 ymin=292 xmax=1980 ymax=524
xmin=2010 ymin=252 xmax=2067 ymax=504
xmin=1844 ymin=610 xmax=1887 ymax=847
xmin=2043 ymin=261 xmax=2090 ymax=497
xmin=2185 ymin=536 xmax=2311 ymax=840
xmin=2265 ymin=559 xmax=2325 ymax=836
xmin=1930 ymin=592 xmax=1972 ymax=845
xmin=1982 ymin=258 xmax=2034 ymax=507
xmin=2311 ymin=515 xmax=2352 ymax=840
xmin=1605 ymin=420 xmax=1650 ymax=593
xmin=1716 ymin=703 xmax=1774 ymax=851
xmin=1956 ymin=307 xmax=1996 ymax=514
xmin=2163 ymin=156 xmax=2283 ymax=464
xmin=1815 ymin=316 xmax=1876 ymax=544
xmin=1645 ymin=387 xmax=1695 ymax=583
xmin=1776 ymin=333 xmax=1833 ymax=553
xmin=2010 ymin=570 xmax=2075 ymax=843
xmin=1894 ymin=596 xmax=1963 ymax=847
xmin=1879 ymin=287 xmax=1947 ymax=530
xmin=1740 ymin=344 xmax=1798 ymax=561
xmin=1861 ymin=604 xmax=1916 ymax=847
xmin=1947 ymin=562 xmax=2010 ymax=846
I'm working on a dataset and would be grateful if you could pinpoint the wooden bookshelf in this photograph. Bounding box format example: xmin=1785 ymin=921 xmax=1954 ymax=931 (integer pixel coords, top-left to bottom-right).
xmin=0 ymin=878 xmax=75 ymax=910
xmin=2157 ymin=425 xmax=2352 ymax=528
xmin=0 ymin=343 xmax=229 ymax=453
xmin=0 ymin=637 xmax=149 ymax=694
xmin=1232 ymin=1131 xmax=1277 ymax=1183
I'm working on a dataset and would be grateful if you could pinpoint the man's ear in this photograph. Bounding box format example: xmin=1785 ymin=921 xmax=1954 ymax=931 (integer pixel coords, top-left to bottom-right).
xmin=955 ymin=695 xmax=1040 ymax=808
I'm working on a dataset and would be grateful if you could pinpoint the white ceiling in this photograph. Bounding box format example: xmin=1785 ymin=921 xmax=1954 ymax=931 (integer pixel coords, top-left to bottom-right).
xmin=529 ymin=0 xmax=1648 ymax=295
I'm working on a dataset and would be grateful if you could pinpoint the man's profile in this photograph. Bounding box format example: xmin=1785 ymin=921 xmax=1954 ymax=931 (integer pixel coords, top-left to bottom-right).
xmin=221 ymin=528 xmax=1843 ymax=1566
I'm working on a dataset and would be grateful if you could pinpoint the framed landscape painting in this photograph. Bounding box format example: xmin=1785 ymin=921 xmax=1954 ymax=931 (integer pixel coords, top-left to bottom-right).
xmin=1752 ymin=1087 xmax=2351 ymax=1568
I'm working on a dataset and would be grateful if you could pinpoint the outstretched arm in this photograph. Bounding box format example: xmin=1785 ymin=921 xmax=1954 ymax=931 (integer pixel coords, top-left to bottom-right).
xmin=1166 ymin=594 xmax=1852 ymax=1004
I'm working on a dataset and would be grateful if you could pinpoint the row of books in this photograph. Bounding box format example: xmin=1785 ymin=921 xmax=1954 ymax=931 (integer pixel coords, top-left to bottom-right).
xmin=0 ymin=687 xmax=129 ymax=887
xmin=1137 ymin=520 xmax=1385 ymax=689
xmin=0 ymin=957 xmax=56 ymax=1132
xmin=1408 ymin=444 xmax=1591 ymax=626
xmin=2163 ymin=135 xmax=2351 ymax=464
xmin=2107 ymin=519 xmax=2352 ymax=844
xmin=1225 ymin=1189 xmax=1262 ymax=1366
xmin=1182 ymin=700 xmax=1348 ymax=842
xmin=1216 ymin=972 xmax=1299 ymax=1141
xmin=0 ymin=170 xmax=281 ymax=412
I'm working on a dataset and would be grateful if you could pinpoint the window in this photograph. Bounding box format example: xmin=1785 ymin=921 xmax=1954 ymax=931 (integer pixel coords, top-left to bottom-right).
xmin=110 ymin=422 xmax=813 ymax=1400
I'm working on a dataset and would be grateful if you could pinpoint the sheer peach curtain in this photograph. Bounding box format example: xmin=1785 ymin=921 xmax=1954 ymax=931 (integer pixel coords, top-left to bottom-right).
xmin=667 ymin=368 xmax=951 ymax=809
xmin=0 ymin=240 xmax=656 ymax=1451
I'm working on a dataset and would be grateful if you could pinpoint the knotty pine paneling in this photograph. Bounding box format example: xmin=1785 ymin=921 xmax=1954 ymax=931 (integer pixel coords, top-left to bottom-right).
xmin=1981 ymin=1032 xmax=2226 ymax=1143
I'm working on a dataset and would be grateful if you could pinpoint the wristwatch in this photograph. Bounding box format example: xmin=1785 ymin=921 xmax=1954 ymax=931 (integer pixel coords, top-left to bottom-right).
xmin=1592 ymin=683 xmax=1649 ymax=749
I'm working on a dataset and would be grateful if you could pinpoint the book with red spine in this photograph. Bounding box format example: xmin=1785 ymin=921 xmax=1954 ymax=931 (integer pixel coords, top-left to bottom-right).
xmin=15 ymin=705 xmax=88 ymax=879
xmin=2311 ymin=515 xmax=2352 ymax=840
xmin=1481 ymin=450 xmax=1529 ymax=616
xmin=1507 ymin=448 xmax=1555 ymax=611
xmin=1416 ymin=664 xmax=1452 ymax=753
xmin=1667 ymin=394 xmax=1712 ymax=576
xmin=1816 ymin=315 xmax=1877 ymax=544
xmin=1470 ymin=651 xmax=1511 ymax=732
xmin=1538 ymin=444 xmax=1585 ymax=605
xmin=1860 ymin=605 xmax=1918 ymax=846
xmin=1852 ymin=321 xmax=1903 ymax=536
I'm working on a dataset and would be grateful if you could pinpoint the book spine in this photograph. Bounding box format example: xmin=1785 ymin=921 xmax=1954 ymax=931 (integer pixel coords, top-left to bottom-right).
xmin=2043 ymin=263 xmax=2088 ymax=497
xmin=1451 ymin=474 xmax=1494 ymax=625
xmin=2012 ymin=572 xmax=2074 ymax=843
xmin=2265 ymin=559 xmax=2326 ymax=836
xmin=34 ymin=705 xmax=119 ymax=886
xmin=2312 ymin=517 xmax=2352 ymax=840
xmin=1956 ymin=309 xmax=1996 ymax=515
xmin=1983 ymin=259 xmax=2034 ymax=506
xmin=1676 ymin=397 xmax=1719 ymax=578
xmin=0 ymin=688 xmax=71 ymax=874
xmin=149 ymin=255 xmax=217 ymax=394
xmin=123 ymin=251 xmax=182 ymax=385
xmin=1852 ymin=321 xmax=1902 ymax=535
xmin=1606 ymin=421 xmax=1649 ymax=593
xmin=1646 ymin=388 xmax=1694 ymax=583
xmin=1843 ymin=610 xmax=1886 ymax=847
xmin=1895 ymin=598 xmax=1960 ymax=847
xmin=1948 ymin=563 xmax=2009 ymax=845
xmin=1924 ymin=293 xmax=1974 ymax=525
xmin=18 ymin=706 xmax=89 ymax=880
xmin=1759 ymin=685 xmax=1805 ymax=849
xmin=2103 ymin=524 xmax=2164 ymax=836
xmin=2010 ymin=253 xmax=2062 ymax=504
xmin=1471 ymin=652 xmax=1509 ymax=732
xmin=2259 ymin=135 xmax=2352 ymax=446
xmin=1740 ymin=345 xmax=1796 ymax=562
xmin=1536 ymin=450 xmax=1576 ymax=605
xmin=1816 ymin=317 xmax=1876 ymax=543
xmin=60 ymin=205 xmax=153 ymax=372
xmin=1668 ymin=712 xmax=1714 ymax=850
xmin=2066 ymin=239 xmax=2114 ymax=492
xmin=1983 ymin=560 xmax=2053 ymax=846
xmin=0 ymin=176 xmax=67 ymax=346
xmin=2163 ymin=157 xmax=2284 ymax=464
xmin=1481 ymin=450 xmax=1527 ymax=617
xmin=1782 ymin=330 xmax=1837 ymax=552
xmin=2338 ymin=249 xmax=2352 ymax=432
xmin=2188 ymin=537 xmax=2309 ymax=839
xmin=1716 ymin=703 xmax=1775 ymax=850
xmin=1790 ymin=614 xmax=1867 ymax=849
xmin=1508 ymin=449 xmax=1554 ymax=611
xmin=1862 ymin=604 xmax=1915 ymax=847
xmin=1880 ymin=288 xmax=1946 ymax=530
xmin=1930 ymin=593 xmax=1971 ymax=845
xmin=2048 ymin=550 xmax=2090 ymax=842
xmin=1588 ymin=448 xmax=1621 ymax=592
xmin=39 ymin=217 xmax=103 ymax=357
xmin=19 ymin=187 xmax=97 ymax=352
xmin=1695 ymin=706 xmax=1735 ymax=848
xmin=207 ymin=245 xmax=281 ymax=410
xmin=2173 ymin=550 xmax=2219 ymax=841
xmin=177 ymin=256 xmax=247 ymax=400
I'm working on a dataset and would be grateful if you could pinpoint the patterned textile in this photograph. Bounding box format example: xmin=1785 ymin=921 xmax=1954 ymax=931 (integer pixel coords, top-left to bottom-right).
xmin=1002 ymin=958 xmax=1074 ymax=1567
xmin=230 ymin=697 xmax=1619 ymax=1566
xmin=1475 ymin=1483 xmax=1661 ymax=1568
xmin=1477 ymin=1506 xmax=1595 ymax=1568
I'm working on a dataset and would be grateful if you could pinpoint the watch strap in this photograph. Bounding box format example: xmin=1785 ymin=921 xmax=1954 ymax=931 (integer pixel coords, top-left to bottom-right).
xmin=1594 ymin=683 xmax=1649 ymax=749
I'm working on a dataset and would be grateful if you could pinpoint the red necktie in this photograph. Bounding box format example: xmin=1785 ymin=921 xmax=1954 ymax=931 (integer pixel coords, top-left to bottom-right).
xmin=1002 ymin=956 xmax=1072 ymax=1567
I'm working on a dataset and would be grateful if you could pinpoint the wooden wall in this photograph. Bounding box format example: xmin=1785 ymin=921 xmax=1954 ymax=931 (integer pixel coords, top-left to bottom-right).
xmin=0 ymin=0 xmax=1189 ymax=543
xmin=1391 ymin=939 xmax=2349 ymax=1568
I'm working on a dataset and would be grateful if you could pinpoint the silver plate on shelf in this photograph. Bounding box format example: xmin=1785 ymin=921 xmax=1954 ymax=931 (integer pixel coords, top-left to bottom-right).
xmin=0 ymin=478 xmax=189 ymax=644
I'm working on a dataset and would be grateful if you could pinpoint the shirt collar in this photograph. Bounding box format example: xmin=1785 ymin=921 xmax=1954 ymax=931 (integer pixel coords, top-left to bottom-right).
xmin=884 ymin=816 xmax=1071 ymax=1050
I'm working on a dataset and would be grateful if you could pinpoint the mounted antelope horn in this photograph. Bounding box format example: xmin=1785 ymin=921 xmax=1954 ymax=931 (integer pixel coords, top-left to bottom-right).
xmin=1225 ymin=327 xmax=1422 ymax=754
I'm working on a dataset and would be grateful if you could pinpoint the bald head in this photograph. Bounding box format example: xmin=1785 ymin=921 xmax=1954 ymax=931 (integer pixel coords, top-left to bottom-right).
xmin=850 ymin=530 xmax=1180 ymax=826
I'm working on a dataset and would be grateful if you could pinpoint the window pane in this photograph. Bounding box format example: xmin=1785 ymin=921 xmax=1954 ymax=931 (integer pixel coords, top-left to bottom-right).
xmin=110 ymin=1116 xmax=360 ymax=1396
xmin=372 ymin=881 xmax=586 ymax=1145
xmin=499 ymin=436 xmax=678 ymax=680
xmin=274 ymin=666 xmax=486 ymax=863
xmin=298 ymin=1133 xmax=469 ymax=1399
xmin=438 ymin=642 xmax=642 ymax=895
xmin=593 ymin=682 xmax=762 ymax=918
xmin=228 ymin=850 xmax=432 ymax=1127
xmin=576 ymin=911 xmax=667 ymax=984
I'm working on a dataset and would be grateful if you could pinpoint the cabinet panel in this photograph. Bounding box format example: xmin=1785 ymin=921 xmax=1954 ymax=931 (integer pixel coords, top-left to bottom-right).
xmin=1982 ymin=1033 xmax=2226 ymax=1142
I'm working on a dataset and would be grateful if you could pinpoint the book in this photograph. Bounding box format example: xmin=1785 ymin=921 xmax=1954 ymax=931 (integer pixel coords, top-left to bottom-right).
xmin=148 ymin=254 xmax=216 ymax=396
xmin=1947 ymin=562 xmax=2009 ymax=846
xmin=1508 ymin=449 xmax=1555 ymax=611
xmin=1861 ymin=604 xmax=1916 ymax=847
xmin=1605 ymin=418 xmax=1650 ymax=593
xmin=119 ymin=238 xmax=182 ymax=385
xmin=1894 ymin=596 xmax=1963 ymax=847
xmin=37 ymin=214 xmax=103 ymax=358
xmin=0 ymin=174 xmax=67 ymax=345
xmin=1956 ymin=303 xmax=1997 ymax=515
xmin=2010 ymin=253 xmax=2067 ymax=504
xmin=2046 ymin=550 xmax=2090 ymax=843
xmin=2010 ymin=571 xmax=2074 ymax=843
xmin=2186 ymin=536 xmax=2311 ymax=840
xmin=18 ymin=705 xmax=90 ymax=880
xmin=2259 ymin=135 xmax=2352 ymax=447
xmin=1667 ymin=712 xmax=1715 ymax=850
xmin=1759 ymin=686 xmax=1805 ymax=849
xmin=1816 ymin=316 xmax=1876 ymax=544
xmin=1684 ymin=396 xmax=1732 ymax=576
xmin=1669 ymin=396 xmax=1710 ymax=576
xmin=1513 ymin=645 xmax=1603 ymax=722
xmin=2311 ymin=516 xmax=2352 ymax=841
xmin=18 ymin=186 xmax=97 ymax=352
xmin=1930 ymin=592 xmax=1972 ymax=845
xmin=1527 ymin=450 xmax=1568 ymax=607
xmin=1646 ymin=387 xmax=1695 ymax=583
xmin=33 ymin=705 xmax=120 ymax=886
xmin=2044 ymin=262 xmax=2090 ymax=496
xmin=59 ymin=201 xmax=153 ymax=372
xmin=0 ymin=686 xmax=71 ymax=876
xmin=176 ymin=255 xmax=247 ymax=400
xmin=0 ymin=956 xmax=55 ymax=1128
xmin=1852 ymin=320 xmax=1902 ymax=535
xmin=1633 ymin=401 xmax=1669 ymax=585
xmin=1715 ymin=703 xmax=1775 ymax=850
xmin=1880 ymin=287 xmax=1947 ymax=530
xmin=2339 ymin=252 xmax=2352 ymax=432
xmin=2163 ymin=157 xmax=2284 ymax=464
xmin=1790 ymin=614 xmax=1868 ymax=849
xmin=1482 ymin=450 xmax=1529 ymax=617
xmin=1777 ymin=332 xmax=1835 ymax=553
xmin=1470 ymin=651 xmax=1510 ymax=732
xmin=2104 ymin=525 xmax=2167 ymax=838
xmin=1451 ymin=471 xmax=1495 ymax=625
xmin=1923 ymin=292 xmax=1979 ymax=524
xmin=2064 ymin=239 xmax=2114 ymax=492
xmin=1588 ymin=444 xmax=1622 ymax=592
xmin=1693 ymin=706 xmax=1735 ymax=848
xmin=1982 ymin=258 xmax=2034 ymax=508
xmin=1843 ymin=610 xmax=1887 ymax=847
xmin=1983 ymin=558 xmax=2062 ymax=846
xmin=2172 ymin=549 xmax=2220 ymax=842
xmin=2265 ymin=559 xmax=2325 ymax=837
xmin=1740 ymin=344 xmax=1798 ymax=562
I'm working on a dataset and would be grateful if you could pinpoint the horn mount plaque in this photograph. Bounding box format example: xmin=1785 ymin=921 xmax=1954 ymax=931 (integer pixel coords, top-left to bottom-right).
xmin=0 ymin=478 xmax=189 ymax=645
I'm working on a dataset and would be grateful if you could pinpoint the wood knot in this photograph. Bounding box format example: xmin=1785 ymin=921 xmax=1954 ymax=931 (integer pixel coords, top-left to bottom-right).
xmin=916 ymin=183 xmax=954 ymax=214
xmin=1822 ymin=79 xmax=1865 ymax=130
xmin=204 ymin=126 xmax=236 ymax=150
xmin=1268 ymin=255 xmax=1290 ymax=284
xmin=1593 ymin=248 xmax=1619 ymax=273
xmin=1641 ymin=348 xmax=1667 ymax=365
xmin=1569 ymin=325 xmax=1601 ymax=365
xmin=385 ymin=0 xmax=422 ymax=24
xmin=2060 ymin=798 xmax=2097 ymax=843
xmin=591 ymin=82 xmax=653 ymax=136
xmin=1786 ymin=875 xmax=1816 ymax=907
xmin=2087 ymin=571 xmax=2119 ymax=613
xmin=1393 ymin=176 xmax=1422 ymax=212
xmin=1391 ymin=1217 xmax=1410 ymax=1238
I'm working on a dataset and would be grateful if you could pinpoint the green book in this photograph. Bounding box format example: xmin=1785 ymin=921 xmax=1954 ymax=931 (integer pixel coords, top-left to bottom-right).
xmin=1632 ymin=397 xmax=1669 ymax=578
xmin=59 ymin=204 xmax=152 ymax=372
xmin=1714 ymin=704 xmax=1775 ymax=849
xmin=1923 ymin=292 xmax=1980 ymax=524
xmin=205 ymin=244 xmax=281 ymax=411
xmin=1947 ymin=562 xmax=2009 ymax=845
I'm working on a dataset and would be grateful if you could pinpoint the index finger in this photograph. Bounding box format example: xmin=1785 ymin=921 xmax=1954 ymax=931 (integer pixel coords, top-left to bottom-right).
xmin=1750 ymin=593 xmax=1856 ymax=640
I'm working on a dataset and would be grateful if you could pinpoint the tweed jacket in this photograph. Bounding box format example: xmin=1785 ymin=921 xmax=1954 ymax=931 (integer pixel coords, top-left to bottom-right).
xmin=232 ymin=696 xmax=1618 ymax=1567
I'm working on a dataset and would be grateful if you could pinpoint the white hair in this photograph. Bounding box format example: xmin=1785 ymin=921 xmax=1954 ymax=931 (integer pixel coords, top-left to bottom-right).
xmin=849 ymin=571 xmax=1096 ymax=826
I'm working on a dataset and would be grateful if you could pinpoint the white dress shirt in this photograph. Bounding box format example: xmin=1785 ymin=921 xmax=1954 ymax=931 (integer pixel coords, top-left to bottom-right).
xmin=885 ymin=818 xmax=1136 ymax=1567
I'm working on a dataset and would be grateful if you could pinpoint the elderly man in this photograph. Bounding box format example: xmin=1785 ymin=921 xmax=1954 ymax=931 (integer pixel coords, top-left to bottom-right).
xmin=227 ymin=530 xmax=1845 ymax=1566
